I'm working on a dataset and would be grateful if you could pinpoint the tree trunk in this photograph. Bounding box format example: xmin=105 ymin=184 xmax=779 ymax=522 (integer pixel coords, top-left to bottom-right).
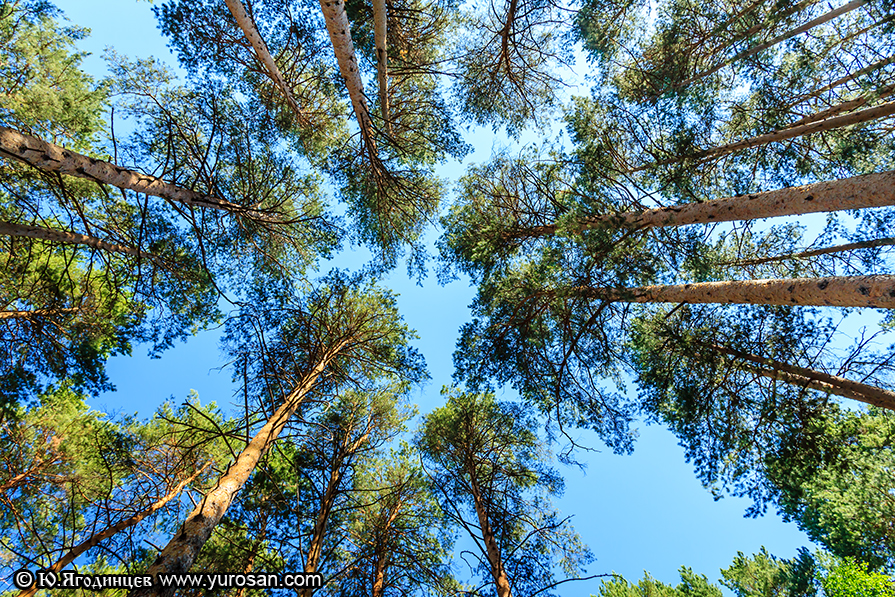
xmin=0 ymin=221 xmax=156 ymax=260
xmin=370 ymin=549 xmax=387 ymax=597
xmin=705 ymin=342 xmax=895 ymax=411
xmin=783 ymin=54 xmax=895 ymax=112
xmin=319 ymin=0 xmax=378 ymax=160
xmin=509 ymin=170 xmax=895 ymax=239
xmin=467 ymin=464 xmax=512 ymax=597
xmin=127 ymin=340 xmax=347 ymax=597
xmin=577 ymin=275 xmax=895 ymax=308
xmin=223 ymin=0 xmax=310 ymax=127
xmin=372 ymin=0 xmax=391 ymax=134
xmin=301 ymin=465 xmax=342 ymax=597
xmin=0 ymin=126 xmax=273 ymax=220
xmin=721 ymin=236 xmax=895 ymax=268
xmin=633 ymin=98 xmax=895 ymax=171
xmin=786 ymin=83 xmax=895 ymax=128
xmin=0 ymin=308 xmax=79 ymax=320
xmin=17 ymin=465 xmax=209 ymax=597
xmin=671 ymin=0 xmax=864 ymax=92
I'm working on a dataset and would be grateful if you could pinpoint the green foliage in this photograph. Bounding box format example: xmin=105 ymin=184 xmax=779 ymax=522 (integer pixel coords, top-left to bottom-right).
xmin=596 ymin=568 xmax=723 ymax=597
xmin=821 ymin=558 xmax=895 ymax=597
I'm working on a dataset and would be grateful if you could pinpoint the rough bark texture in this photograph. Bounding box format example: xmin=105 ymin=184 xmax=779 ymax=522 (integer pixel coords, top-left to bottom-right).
xmin=127 ymin=342 xmax=346 ymax=597
xmin=512 ymin=170 xmax=895 ymax=238
xmin=319 ymin=0 xmax=377 ymax=155
xmin=372 ymin=0 xmax=390 ymax=133
xmin=0 ymin=221 xmax=155 ymax=260
xmin=0 ymin=126 xmax=269 ymax=219
xmin=579 ymin=275 xmax=895 ymax=308
xmin=707 ymin=343 xmax=895 ymax=411
xmin=223 ymin=0 xmax=310 ymax=126
xmin=17 ymin=465 xmax=209 ymax=597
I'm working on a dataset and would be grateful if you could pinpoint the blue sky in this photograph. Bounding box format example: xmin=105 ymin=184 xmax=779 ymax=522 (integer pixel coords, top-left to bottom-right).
xmin=54 ymin=1 xmax=815 ymax=594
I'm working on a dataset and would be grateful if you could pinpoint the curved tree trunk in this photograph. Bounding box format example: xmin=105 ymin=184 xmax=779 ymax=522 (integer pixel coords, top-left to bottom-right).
xmin=372 ymin=0 xmax=391 ymax=134
xmin=127 ymin=340 xmax=348 ymax=597
xmin=0 ymin=127 xmax=273 ymax=221
xmin=705 ymin=342 xmax=895 ymax=411
xmin=509 ymin=170 xmax=895 ymax=239
xmin=17 ymin=465 xmax=209 ymax=597
xmin=223 ymin=0 xmax=310 ymax=127
xmin=578 ymin=275 xmax=895 ymax=308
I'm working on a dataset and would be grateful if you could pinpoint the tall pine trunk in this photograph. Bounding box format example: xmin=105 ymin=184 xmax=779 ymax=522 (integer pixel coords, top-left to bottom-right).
xmin=127 ymin=340 xmax=347 ymax=597
xmin=223 ymin=0 xmax=310 ymax=126
xmin=372 ymin=0 xmax=391 ymax=134
xmin=577 ymin=275 xmax=895 ymax=308
xmin=509 ymin=170 xmax=895 ymax=239
xmin=467 ymin=463 xmax=512 ymax=597
xmin=0 ymin=221 xmax=155 ymax=260
xmin=705 ymin=342 xmax=895 ymax=411
xmin=0 ymin=127 xmax=271 ymax=220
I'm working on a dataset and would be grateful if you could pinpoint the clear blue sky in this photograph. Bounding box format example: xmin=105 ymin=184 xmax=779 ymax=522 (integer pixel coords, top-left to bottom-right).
xmin=54 ymin=1 xmax=815 ymax=594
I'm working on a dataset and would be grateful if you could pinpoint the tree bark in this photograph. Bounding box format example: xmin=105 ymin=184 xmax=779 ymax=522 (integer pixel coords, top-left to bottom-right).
xmin=127 ymin=340 xmax=348 ymax=597
xmin=0 ymin=221 xmax=157 ymax=260
xmin=509 ymin=170 xmax=895 ymax=239
xmin=577 ymin=275 xmax=895 ymax=308
xmin=224 ymin=0 xmax=310 ymax=127
xmin=372 ymin=0 xmax=391 ymax=134
xmin=0 ymin=308 xmax=79 ymax=320
xmin=319 ymin=0 xmax=378 ymax=159
xmin=786 ymin=83 xmax=895 ymax=128
xmin=301 ymin=465 xmax=342 ymax=597
xmin=783 ymin=54 xmax=895 ymax=112
xmin=467 ymin=462 xmax=512 ymax=597
xmin=17 ymin=465 xmax=209 ymax=597
xmin=705 ymin=342 xmax=895 ymax=411
xmin=0 ymin=126 xmax=273 ymax=220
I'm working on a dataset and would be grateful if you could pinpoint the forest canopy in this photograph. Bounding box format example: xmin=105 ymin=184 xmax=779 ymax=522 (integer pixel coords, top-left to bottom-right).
xmin=1 ymin=0 xmax=894 ymax=596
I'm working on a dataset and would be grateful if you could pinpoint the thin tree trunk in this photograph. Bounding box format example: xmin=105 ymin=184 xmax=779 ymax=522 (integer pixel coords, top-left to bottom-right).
xmin=722 ymin=236 xmax=895 ymax=268
xmin=705 ymin=342 xmax=895 ymax=411
xmin=127 ymin=340 xmax=348 ymax=597
xmin=467 ymin=464 xmax=512 ymax=597
xmin=508 ymin=170 xmax=895 ymax=239
xmin=0 ymin=221 xmax=157 ymax=260
xmin=372 ymin=0 xmax=391 ymax=134
xmin=223 ymin=0 xmax=310 ymax=127
xmin=319 ymin=0 xmax=378 ymax=160
xmin=633 ymin=99 xmax=895 ymax=171
xmin=577 ymin=275 xmax=895 ymax=308
xmin=371 ymin=550 xmax=387 ymax=597
xmin=0 ymin=308 xmax=79 ymax=320
xmin=0 ymin=127 xmax=274 ymax=221
xmin=17 ymin=465 xmax=210 ymax=597
xmin=301 ymin=466 xmax=342 ymax=597
xmin=671 ymin=0 xmax=864 ymax=92
xmin=782 ymin=54 xmax=895 ymax=112
xmin=787 ymin=83 xmax=895 ymax=127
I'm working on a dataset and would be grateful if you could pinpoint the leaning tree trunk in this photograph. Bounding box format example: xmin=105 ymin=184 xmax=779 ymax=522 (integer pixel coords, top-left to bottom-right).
xmin=17 ymin=465 xmax=209 ymax=597
xmin=787 ymin=83 xmax=895 ymax=127
xmin=224 ymin=0 xmax=310 ymax=127
xmin=467 ymin=465 xmax=512 ymax=597
xmin=127 ymin=340 xmax=348 ymax=597
xmin=577 ymin=275 xmax=895 ymax=308
xmin=672 ymin=0 xmax=864 ymax=92
xmin=0 ymin=221 xmax=157 ymax=260
xmin=705 ymin=342 xmax=895 ymax=411
xmin=722 ymin=236 xmax=895 ymax=268
xmin=301 ymin=466 xmax=343 ymax=597
xmin=782 ymin=54 xmax=895 ymax=112
xmin=319 ymin=0 xmax=378 ymax=161
xmin=508 ymin=170 xmax=895 ymax=239
xmin=633 ymin=99 xmax=895 ymax=171
xmin=0 ymin=127 xmax=274 ymax=221
xmin=371 ymin=0 xmax=391 ymax=134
